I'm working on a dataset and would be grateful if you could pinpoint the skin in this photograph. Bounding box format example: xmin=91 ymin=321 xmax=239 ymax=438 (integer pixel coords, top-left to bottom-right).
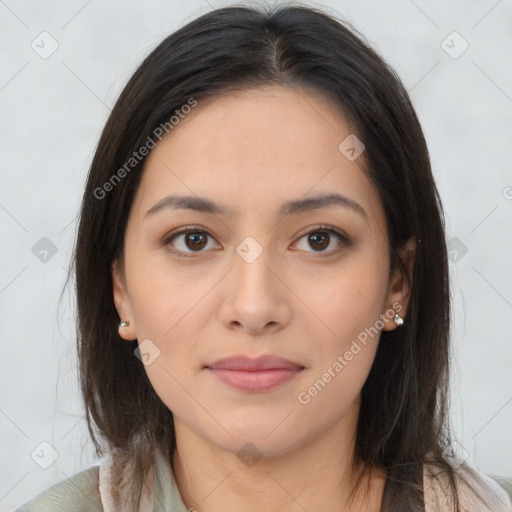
xmin=112 ymin=84 xmax=416 ymax=511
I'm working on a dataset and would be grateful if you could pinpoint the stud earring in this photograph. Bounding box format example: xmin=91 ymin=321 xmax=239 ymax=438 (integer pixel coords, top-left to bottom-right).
xmin=393 ymin=313 xmax=404 ymax=326
xmin=119 ymin=320 xmax=129 ymax=329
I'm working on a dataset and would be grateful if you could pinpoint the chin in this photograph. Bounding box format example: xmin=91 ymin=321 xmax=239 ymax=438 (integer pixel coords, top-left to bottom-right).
xmin=205 ymin=426 xmax=304 ymax=460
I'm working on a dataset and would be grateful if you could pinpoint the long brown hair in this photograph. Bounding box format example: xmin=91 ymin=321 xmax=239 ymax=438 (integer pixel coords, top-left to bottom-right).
xmin=69 ymin=4 xmax=466 ymax=510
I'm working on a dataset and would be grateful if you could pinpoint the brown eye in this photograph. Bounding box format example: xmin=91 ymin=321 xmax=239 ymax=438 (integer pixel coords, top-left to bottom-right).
xmin=294 ymin=227 xmax=348 ymax=254
xmin=183 ymin=231 xmax=208 ymax=250
xmin=308 ymin=231 xmax=330 ymax=251
xmin=165 ymin=228 xmax=218 ymax=256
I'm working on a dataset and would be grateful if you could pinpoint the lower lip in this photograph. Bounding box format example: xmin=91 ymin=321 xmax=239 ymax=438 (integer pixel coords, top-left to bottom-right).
xmin=207 ymin=368 xmax=303 ymax=392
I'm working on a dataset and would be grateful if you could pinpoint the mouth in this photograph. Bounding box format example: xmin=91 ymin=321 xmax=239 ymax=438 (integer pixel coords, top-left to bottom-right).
xmin=205 ymin=354 xmax=305 ymax=392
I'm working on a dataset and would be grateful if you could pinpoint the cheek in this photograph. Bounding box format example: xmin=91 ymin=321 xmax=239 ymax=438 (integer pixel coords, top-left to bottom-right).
xmin=298 ymin=260 xmax=387 ymax=396
xmin=126 ymin=252 xmax=215 ymax=339
xmin=305 ymin=257 xmax=388 ymax=340
xmin=293 ymin=287 xmax=383 ymax=428
xmin=124 ymin=255 xmax=218 ymax=403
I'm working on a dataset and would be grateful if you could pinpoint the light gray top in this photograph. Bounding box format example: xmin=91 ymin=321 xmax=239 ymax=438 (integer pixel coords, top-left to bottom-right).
xmin=14 ymin=449 xmax=512 ymax=511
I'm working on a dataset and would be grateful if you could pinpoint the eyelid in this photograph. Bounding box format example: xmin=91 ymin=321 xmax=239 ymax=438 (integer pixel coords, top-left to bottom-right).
xmin=290 ymin=224 xmax=349 ymax=255
xmin=163 ymin=224 xmax=349 ymax=257
xmin=293 ymin=224 xmax=349 ymax=243
xmin=162 ymin=225 xmax=219 ymax=256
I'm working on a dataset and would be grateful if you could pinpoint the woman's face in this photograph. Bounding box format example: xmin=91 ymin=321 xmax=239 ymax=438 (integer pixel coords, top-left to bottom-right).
xmin=112 ymin=85 xmax=413 ymax=457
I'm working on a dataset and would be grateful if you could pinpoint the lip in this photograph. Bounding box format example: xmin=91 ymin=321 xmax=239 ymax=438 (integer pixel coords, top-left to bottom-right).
xmin=206 ymin=354 xmax=304 ymax=371
xmin=205 ymin=355 xmax=305 ymax=392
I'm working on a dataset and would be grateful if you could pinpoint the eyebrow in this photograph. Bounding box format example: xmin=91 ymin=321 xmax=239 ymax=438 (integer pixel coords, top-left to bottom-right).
xmin=145 ymin=192 xmax=368 ymax=221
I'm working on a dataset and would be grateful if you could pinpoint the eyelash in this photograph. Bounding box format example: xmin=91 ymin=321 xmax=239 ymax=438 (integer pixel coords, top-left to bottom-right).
xmin=162 ymin=224 xmax=349 ymax=259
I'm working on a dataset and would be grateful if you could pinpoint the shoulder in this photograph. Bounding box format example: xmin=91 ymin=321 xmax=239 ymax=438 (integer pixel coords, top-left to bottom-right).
xmin=423 ymin=461 xmax=512 ymax=512
xmin=14 ymin=465 xmax=103 ymax=512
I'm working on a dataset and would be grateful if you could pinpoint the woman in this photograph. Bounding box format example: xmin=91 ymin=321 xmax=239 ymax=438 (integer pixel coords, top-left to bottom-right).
xmin=15 ymin=4 xmax=512 ymax=511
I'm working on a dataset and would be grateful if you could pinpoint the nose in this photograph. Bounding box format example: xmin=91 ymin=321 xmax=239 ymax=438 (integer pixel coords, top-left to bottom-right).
xmin=217 ymin=240 xmax=291 ymax=335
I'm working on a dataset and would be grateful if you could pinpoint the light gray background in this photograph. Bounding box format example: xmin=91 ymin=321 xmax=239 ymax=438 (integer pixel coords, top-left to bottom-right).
xmin=1 ymin=0 xmax=511 ymax=510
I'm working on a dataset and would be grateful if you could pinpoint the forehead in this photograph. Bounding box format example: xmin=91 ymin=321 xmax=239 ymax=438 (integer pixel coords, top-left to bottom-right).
xmin=131 ymin=85 xmax=384 ymax=229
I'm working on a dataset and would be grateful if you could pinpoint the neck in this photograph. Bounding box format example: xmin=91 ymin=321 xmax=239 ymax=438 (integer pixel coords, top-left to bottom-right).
xmin=170 ymin=406 xmax=385 ymax=512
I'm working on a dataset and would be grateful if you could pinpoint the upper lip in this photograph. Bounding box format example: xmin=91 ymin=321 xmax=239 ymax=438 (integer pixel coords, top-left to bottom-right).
xmin=206 ymin=355 xmax=304 ymax=371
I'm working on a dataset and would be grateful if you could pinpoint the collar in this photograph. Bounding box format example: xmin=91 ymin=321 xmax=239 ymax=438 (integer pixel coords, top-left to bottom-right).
xmin=98 ymin=449 xmax=187 ymax=511
xmin=98 ymin=450 xmax=511 ymax=511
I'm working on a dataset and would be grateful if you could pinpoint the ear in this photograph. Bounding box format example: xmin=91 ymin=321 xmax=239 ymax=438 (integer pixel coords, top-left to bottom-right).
xmin=111 ymin=258 xmax=137 ymax=340
xmin=381 ymin=237 xmax=416 ymax=331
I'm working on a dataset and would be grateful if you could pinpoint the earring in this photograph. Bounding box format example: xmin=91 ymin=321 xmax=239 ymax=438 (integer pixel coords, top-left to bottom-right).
xmin=393 ymin=313 xmax=404 ymax=326
xmin=119 ymin=320 xmax=130 ymax=328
